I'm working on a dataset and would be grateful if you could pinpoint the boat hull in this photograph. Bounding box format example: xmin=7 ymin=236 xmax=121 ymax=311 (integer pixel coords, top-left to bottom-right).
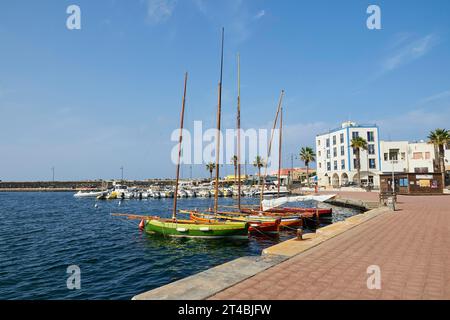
xmin=144 ymin=219 xmax=249 ymax=239
xmin=189 ymin=212 xmax=282 ymax=234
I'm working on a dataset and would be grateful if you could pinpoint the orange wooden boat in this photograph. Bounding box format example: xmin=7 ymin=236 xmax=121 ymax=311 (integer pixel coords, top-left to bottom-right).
xmin=188 ymin=211 xmax=282 ymax=234
xmin=241 ymin=207 xmax=332 ymax=219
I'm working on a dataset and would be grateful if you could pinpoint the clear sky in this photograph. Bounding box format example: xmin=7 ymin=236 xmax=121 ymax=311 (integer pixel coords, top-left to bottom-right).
xmin=1 ymin=0 xmax=449 ymax=181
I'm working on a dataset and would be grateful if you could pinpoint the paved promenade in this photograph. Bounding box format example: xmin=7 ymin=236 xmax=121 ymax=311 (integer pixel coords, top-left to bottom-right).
xmin=210 ymin=192 xmax=450 ymax=300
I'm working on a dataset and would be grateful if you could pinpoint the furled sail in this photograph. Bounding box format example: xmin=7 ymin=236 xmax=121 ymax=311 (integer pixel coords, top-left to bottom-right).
xmin=261 ymin=194 xmax=336 ymax=212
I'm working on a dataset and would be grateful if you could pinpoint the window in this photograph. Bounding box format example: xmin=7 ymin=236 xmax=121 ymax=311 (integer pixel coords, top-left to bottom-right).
xmin=399 ymin=178 xmax=409 ymax=187
xmin=319 ymin=163 xmax=322 ymax=169
xmin=352 ymin=132 xmax=359 ymax=139
xmin=414 ymin=167 xmax=429 ymax=173
xmin=340 ymin=133 xmax=344 ymax=144
xmin=326 ymin=138 xmax=330 ymax=148
xmin=340 ymin=146 xmax=345 ymax=156
xmin=333 ymin=147 xmax=337 ymax=157
xmin=326 ymin=150 xmax=330 ymax=159
xmin=327 ymin=162 xmax=331 ymax=171
xmin=368 ymin=144 xmax=375 ymax=155
xmin=334 ymin=161 xmax=338 ymax=171
xmin=369 ymin=159 xmax=376 ymax=169
xmin=333 ymin=136 xmax=336 ymax=145
xmin=412 ymin=152 xmax=423 ymax=160
xmin=341 ymin=159 xmax=345 ymax=170
xmin=318 ymin=151 xmax=321 ymax=157
xmin=425 ymin=152 xmax=431 ymax=159
xmin=318 ymin=140 xmax=321 ymax=146
xmin=384 ymin=153 xmax=388 ymax=161
xmin=389 ymin=149 xmax=399 ymax=161
xmin=401 ymin=152 xmax=406 ymax=160
xmin=367 ymin=131 xmax=374 ymax=142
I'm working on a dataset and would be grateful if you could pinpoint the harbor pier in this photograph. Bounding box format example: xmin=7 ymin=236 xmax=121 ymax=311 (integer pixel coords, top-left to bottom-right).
xmin=134 ymin=191 xmax=450 ymax=300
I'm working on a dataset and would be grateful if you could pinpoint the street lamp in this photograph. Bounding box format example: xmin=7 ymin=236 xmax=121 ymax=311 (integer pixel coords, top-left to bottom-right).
xmin=120 ymin=166 xmax=124 ymax=182
xmin=391 ymin=159 xmax=398 ymax=195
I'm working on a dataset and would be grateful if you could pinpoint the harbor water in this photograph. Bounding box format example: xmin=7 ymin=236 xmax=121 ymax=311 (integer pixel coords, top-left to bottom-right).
xmin=0 ymin=192 xmax=360 ymax=300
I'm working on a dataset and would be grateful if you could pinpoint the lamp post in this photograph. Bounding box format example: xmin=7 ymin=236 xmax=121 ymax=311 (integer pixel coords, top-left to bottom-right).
xmin=391 ymin=159 xmax=397 ymax=195
xmin=120 ymin=166 xmax=124 ymax=182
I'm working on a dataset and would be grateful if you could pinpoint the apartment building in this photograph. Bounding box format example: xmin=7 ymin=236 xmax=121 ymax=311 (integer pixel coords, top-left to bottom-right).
xmin=316 ymin=121 xmax=381 ymax=188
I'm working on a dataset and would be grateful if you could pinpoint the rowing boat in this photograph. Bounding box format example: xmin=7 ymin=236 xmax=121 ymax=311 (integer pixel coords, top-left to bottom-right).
xmin=188 ymin=211 xmax=281 ymax=234
xmin=144 ymin=218 xmax=249 ymax=239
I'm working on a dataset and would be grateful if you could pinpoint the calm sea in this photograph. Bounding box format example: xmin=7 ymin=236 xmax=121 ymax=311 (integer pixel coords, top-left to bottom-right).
xmin=0 ymin=192 xmax=359 ymax=300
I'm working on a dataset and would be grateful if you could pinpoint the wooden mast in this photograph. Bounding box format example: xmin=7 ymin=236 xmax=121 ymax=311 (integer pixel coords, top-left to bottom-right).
xmin=172 ymin=72 xmax=188 ymax=220
xmin=214 ymin=28 xmax=225 ymax=214
xmin=237 ymin=53 xmax=242 ymax=210
xmin=259 ymin=90 xmax=284 ymax=211
xmin=277 ymin=106 xmax=283 ymax=197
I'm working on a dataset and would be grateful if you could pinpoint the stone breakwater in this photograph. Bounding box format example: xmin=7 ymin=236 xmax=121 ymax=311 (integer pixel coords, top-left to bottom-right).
xmin=0 ymin=180 xmax=179 ymax=191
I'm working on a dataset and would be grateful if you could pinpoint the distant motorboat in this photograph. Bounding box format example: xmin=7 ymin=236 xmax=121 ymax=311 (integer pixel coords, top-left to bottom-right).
xmin=223 ymin=188 xmax=233 ymax=197
xmin=73 ymin=191 xmax=104 ymax=198
xmin=177 ymin=190 xmax=187 ymax=198
xmin=197 ymin=189 xmax=211 ymax=198
xmin=254 ymin=186 xmax=290 ymax=197
xmin=185 ymin=190 xmax=196 ymax=198
xmin=152 ymin=191 xmax=161 ymax=199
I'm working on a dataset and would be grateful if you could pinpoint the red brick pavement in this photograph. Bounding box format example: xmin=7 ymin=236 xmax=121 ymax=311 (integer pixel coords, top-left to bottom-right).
xmin=209 ymin=193 xmax=450 ymax=300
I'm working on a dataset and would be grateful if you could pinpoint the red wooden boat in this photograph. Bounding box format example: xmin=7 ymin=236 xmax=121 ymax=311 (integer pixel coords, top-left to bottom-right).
xmin=241 ymin=207 xmax=332 ymax=218
xmin=188 ymin=211 xmax=281 ymax=234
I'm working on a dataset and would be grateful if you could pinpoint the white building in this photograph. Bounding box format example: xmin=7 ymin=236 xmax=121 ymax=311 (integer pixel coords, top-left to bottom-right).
xmin=445 ymin=145 xmax=450 ymax=173
xmin=380 ymin=140 xmax=436 ymax=174
xmin=316 ymin=121 xmax=450 ymax=188
xmin=316 ymin=121 xmax=382 ymax=188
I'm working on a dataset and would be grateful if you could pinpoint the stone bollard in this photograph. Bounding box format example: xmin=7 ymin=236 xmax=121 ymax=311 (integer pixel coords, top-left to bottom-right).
xmin=387 ymin=196 xmax=396 ymax=211
xmin=296 ymin=227 xmax=303 ymax=240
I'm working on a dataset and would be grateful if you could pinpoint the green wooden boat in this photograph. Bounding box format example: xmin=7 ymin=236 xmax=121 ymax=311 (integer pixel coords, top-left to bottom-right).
xmin=144 ymin=219 xmax=249 ymax=239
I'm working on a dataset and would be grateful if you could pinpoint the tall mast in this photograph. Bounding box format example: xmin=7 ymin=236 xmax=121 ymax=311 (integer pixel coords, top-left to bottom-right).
xmin=277 ymin=106 xmax=283 ymax=197
xmin=172 ymin=72 xmax=188 ymax=220
xmin=237 ymin=53 xmax=242 ymax=210
xmin=259 ymin=90 xmax=284 ymax=211
xmin=214 ymin=28 xmax=225 ymax=214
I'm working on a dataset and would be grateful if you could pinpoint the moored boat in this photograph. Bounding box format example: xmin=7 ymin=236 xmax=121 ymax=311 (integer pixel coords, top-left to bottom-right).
xmin=188 ymin=211 xmax=281 ymax=234
xmin=74 ymin=190 xmax=104 ymax=198
xmin=144 ymin=218 xmax=248 ymax=239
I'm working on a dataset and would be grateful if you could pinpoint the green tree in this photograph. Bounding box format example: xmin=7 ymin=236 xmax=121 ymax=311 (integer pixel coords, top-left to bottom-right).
xmin=351 ymin=137 xmax=368 ymax=187
xmin=299 ymin=147 xmax=316 ymax=187
xmin=231 ymin=155 xmax=238 ymax=185
xmin=428 ymin=128 xmax=450 ymax=185
xmin=253 ymin=156 xmax=265 ymax=186
xmin=206 ymin=162 xmax=216 ymax=182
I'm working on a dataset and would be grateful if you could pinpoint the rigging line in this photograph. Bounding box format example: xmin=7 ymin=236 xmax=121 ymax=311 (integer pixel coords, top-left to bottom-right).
xmin=259 ymin=90 xmax=285 ymax=210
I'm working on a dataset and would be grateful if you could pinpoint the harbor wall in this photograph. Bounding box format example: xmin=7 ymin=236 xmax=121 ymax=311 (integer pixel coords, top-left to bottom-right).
xmin=0 ymin=179 xmax=179 ymax=191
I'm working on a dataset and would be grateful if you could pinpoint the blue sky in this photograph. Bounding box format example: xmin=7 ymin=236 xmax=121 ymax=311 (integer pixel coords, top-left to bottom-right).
xmin=1 ymin=0 xmax=449 ymax=181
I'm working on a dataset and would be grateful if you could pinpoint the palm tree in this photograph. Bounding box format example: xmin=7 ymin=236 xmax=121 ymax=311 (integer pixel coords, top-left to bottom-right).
xmin=428 ymin=128 xmax=450 ymax=185
xmin=231 ymin=155 xmax=238 ymax=185
xmin=299 ymin=147 xmax=316 ymax=187
xmin=206 ymin=162 xmax=216 ymax=182
xmin=253 ymin=156 xmax=265 ymax=186
xmin=351 ymin=137 xmax=368 ymax=187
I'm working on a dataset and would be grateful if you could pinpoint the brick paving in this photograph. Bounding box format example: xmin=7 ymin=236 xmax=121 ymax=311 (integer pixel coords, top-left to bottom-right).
xmin=210 ymin=193 xmax=450 ymax=300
